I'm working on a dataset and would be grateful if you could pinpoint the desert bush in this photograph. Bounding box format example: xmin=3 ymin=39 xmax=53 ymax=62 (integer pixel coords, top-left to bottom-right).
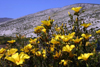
xmin=0 ymin=7 xmax=100 ymax=67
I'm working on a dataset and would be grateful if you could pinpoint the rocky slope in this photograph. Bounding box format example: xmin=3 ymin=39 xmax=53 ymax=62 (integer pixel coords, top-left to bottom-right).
xmin=0 ymin=3 xmax=100 ymax=38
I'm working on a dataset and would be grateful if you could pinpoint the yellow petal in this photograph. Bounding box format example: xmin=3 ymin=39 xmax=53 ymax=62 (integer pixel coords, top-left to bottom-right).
xmin=71 ymin=7 xmax=82 ymax=12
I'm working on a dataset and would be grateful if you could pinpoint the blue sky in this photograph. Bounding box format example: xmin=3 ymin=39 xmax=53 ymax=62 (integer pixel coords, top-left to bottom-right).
xmin=0 ymin=0 xmax=100 ymax=19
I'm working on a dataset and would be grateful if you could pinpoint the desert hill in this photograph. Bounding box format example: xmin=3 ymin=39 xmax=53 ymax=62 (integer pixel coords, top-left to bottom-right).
xmin=0 ymin=3 xmax=100 ymax=38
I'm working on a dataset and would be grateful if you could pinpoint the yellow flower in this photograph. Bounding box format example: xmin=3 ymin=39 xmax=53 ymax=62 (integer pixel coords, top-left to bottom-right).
xmin=78 ymin=53 xmax=93 ymax=61
xmin=0 ymin=48 xmax=6 ymax=59
xmin=59 ymin=59 xmax=71 ymax=66
xmin=96 ymin=30 xmax=100 ymax=34
xmin=51 ymin=38 xmax=60 ymax=45
xmin=70 ymin=32 xmax=75 ymax=36
xmin=54 ymin=34 xmax=61 ymax=40
xmin=41 ymin=19 xmax=54 ymax=26
xmin=81 ymin=34 xmax=91 ymax=40
xmin=72 ymin=36 xmax=83 ymax=43
xmin=41 ymin=20 xmax=51 ymax=26
xmin=0 ymin=48 xmax=6 ymax=54
xmin=81 ymin=23 xmax=91 ymax=28
xmin=59 ymin=35 xmax=71 ymax=42
xmin=50 ymin=45 xmax=55 ymax=52
xmin=35 ymin=51 xmax=42 ymax=56
xmin=65 ymin=32 xmax=75 ymax=39
xmin=86 ymin=42 xmax=90 ymax=46
xmin=5 ymin=52 xmax=30 ymax=65
xmin=55 ymin=27 xmax=61 ymax=32
xmin=71 ymin=7 xmax=82 ymax=12
xmin=34 ymin=26 xmax=45 ymax=33
xmin=29 ymin=38 xmax=39 ymax=44
xmin=29 ymin=38 xmax=36 ymax=44
xmin=60 ymin=35 xmax=65 ymax=40
xmin=41 ymin=28 xmax=46 ymax=33
xmin=53 ymin=50 xmax=61 ymax=59
xmin=19 ymin=52 xmax=30 ymax=59
xmin=7 ymin=40 xmax=16 ymax=43
xmin=26 ymin=44 xmax=32 ymax=49
xmin=31 ymin=48 xmax=39 ymax=55
xmin=21 ymin=44 xmax=32 ymax=53
xmin=42 ymin=48 xmax=46 ymax=54
xmin=62 ymin=45 xmax=75 ymax=53
xmin=63 ymin=38 xmax=70 ymax=42
xmin=6 ymin=48 xmax=18 ymax=56
xmin=42 ymin=48 xmax=47 ymax=58
xmin=68 ymin=11 xmax=70 ymax=15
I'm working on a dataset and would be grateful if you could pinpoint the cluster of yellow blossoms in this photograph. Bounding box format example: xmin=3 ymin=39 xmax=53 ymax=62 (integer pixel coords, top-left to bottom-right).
xmin=51 ymin=32 xmax=75 ymax=45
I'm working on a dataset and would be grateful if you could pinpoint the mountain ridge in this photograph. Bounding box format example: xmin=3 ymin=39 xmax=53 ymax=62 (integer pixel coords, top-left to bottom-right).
xmin=0 ymin=18 xmax=13 ymax=23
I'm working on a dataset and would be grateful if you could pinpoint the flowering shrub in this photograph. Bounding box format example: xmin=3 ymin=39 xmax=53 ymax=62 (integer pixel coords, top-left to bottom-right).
xmin=0 ymin=7 xmax=100 ymax=67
